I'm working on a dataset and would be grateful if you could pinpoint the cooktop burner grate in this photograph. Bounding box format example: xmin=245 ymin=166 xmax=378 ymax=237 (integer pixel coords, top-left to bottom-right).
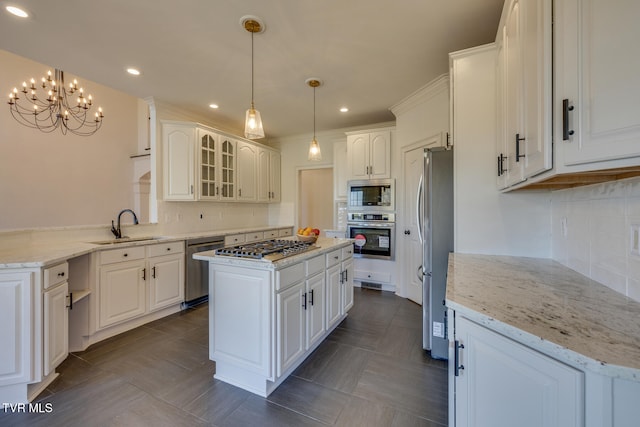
xmin=214 ymin=239 xmax=318 ymax=261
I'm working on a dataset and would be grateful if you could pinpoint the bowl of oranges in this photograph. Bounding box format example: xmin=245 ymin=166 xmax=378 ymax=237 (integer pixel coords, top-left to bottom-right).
xmin=296 ymin=227 xmax=320 ymax=243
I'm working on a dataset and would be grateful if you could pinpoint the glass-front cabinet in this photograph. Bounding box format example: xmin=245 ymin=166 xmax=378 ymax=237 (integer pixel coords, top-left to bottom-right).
xmin=198 ymin=129 xmax=236 ymax=201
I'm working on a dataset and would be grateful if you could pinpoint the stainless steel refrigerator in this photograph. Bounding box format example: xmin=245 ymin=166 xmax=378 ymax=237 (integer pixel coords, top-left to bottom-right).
xmin=418 ymin=147 xmax=453 ymax=360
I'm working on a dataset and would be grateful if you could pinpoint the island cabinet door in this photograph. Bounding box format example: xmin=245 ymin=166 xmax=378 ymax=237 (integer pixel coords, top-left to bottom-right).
xmin=453 ymin=315 xmax=583 ymax=427
xmin=276 ymin=281 xmax=305 ymax=377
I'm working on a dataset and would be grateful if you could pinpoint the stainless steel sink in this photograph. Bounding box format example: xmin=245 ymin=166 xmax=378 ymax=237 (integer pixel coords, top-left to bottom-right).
xmin=89 ymin=236 xmax=165 ymax=245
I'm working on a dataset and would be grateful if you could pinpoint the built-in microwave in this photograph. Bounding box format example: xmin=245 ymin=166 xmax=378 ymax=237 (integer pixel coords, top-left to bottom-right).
xmin=347 ymin=179 xmax=394 ymax=212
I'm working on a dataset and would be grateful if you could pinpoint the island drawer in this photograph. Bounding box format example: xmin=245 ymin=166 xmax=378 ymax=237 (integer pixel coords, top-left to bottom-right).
xmin=276 ymin=263 xmax=304 ymax=291
xmin=147 ymin=241 xmax=184 ymax=258
xmin=326 ymin=249 xmax=341 ymax=267
xmin=44 ymin=262 xmax=69 ymax=290
xmin=99 ymin=246 xmax=146 ymax=265
xmin=306 ymin=255 xmax=325 ymax=277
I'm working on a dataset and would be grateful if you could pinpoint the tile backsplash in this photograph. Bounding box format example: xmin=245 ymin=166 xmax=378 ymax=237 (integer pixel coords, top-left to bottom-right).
xmin=552 ymin=176 xmax=640 ymax=302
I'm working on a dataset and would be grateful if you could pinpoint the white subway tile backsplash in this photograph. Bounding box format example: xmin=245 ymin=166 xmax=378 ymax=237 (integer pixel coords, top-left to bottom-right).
xmin=552 ymin=176 xmax=640 ymax=303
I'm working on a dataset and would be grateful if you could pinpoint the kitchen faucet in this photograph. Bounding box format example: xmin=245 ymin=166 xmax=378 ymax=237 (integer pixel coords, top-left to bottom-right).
xmin=111 ymin=209 xmax=139 ymax=239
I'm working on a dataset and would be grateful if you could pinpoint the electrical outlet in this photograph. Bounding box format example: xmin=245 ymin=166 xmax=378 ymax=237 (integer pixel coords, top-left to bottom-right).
xmin=631 ymin=224 xmax=640 ymax=257
xmin=433 ymin=322 xmax=444 ymax=338
xmin=200 ymin=213 xmax=204 ymax=219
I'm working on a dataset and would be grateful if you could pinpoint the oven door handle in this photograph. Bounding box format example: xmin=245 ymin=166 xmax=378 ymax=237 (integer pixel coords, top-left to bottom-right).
xmin=416 ymin=174 xmax=423 ymax=245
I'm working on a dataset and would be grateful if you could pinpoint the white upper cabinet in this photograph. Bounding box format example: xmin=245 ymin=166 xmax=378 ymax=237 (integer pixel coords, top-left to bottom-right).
xmin=258 ymin=147 xmax=281 ymax=203
xmin=495 ymin=0 xmax=552 ymax=189
xmin=346 ymin=130 xmax=391 ymax=180
xmin=237 ymin=140 xmax=258 ymax=202
xmin=555 ymin=0 xmax=640 ymax=166
xmin=162 ymin=121 xmax=278 ymax=203
xmin=163 ymin=124 xmax=196 ymax=200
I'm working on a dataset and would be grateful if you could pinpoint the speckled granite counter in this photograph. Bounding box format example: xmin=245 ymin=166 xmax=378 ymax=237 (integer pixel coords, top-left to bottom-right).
xmin=446 ymin=253 xmax=640 ymax=381
xmin=0 ymin=226 xmax=293 ymax=268
xmin=194 ymin=237 xmax=353 ymax=269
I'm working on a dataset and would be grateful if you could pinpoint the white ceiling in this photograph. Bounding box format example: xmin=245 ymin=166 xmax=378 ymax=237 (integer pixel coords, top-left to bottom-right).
xmin=0 ymin=0 xmax=504 ymax=139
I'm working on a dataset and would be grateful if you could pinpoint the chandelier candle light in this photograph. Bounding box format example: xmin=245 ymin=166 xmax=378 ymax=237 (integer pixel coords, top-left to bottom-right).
xmin=242 ymin=16 xmax=265 ymax=140
xmin=306 ymin=78 xmax=322 ymax=161
xmin=7 ymin=69 xmax=103 ymax=136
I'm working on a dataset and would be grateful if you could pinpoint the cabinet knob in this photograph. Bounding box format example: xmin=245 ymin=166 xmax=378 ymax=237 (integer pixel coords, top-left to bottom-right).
xmin=167 ymin=247 xmax=171 ymax=251
xmin=57 ymin=271 xmax=65 ymax=277
xmin=123 ymin=253 xmax=128 ymax=257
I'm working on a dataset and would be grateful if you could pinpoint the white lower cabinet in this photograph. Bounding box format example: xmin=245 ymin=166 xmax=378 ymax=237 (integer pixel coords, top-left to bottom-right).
xmin=0 ymin=270 xmax=36 ymax=388
xmin=277 ymin=255 xmax=327 ymax=377
xmin=208 ymin=242 xmax=353 ymax=397
xmin=326 ymin=247 xmax=354 ymax=329
xmin=148 ymin=247 xmax=185 ymax=312
xmin=98 ymin=256 xmax=146 ymax=329
xmin=96 ymin=242 xmax=184 ymax=331
xmin=326 ymin=263 xmax=342 ymax=329
xmin=451 ymin=313 xmax=583 ymax=427
xmin=43 ymin=281 xmax=69 ymax=376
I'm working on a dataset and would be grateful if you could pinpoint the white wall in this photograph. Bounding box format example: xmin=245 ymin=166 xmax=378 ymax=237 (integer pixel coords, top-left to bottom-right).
xmin=451 ymin=45 xmax=551 ymax=258
xmin=0 ymin=49 xmax=140 ymax=231
xmin=552 ymin=177 xmax=640 ymax=302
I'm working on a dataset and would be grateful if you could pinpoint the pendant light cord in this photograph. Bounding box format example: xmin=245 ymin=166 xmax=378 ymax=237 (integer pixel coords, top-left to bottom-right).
xmin=251 ymin=30 xmax=255 ymax=108
xmin=313 ymin=86 xmax=316 ymax=138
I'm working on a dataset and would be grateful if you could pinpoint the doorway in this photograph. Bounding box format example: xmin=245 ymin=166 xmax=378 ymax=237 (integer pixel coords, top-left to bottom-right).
xmin=298 ymin=168 xmax=333 ymax=234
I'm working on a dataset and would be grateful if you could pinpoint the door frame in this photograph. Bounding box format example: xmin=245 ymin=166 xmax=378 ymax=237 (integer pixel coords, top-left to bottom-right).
xmin=295 ymin=165 xmax=334 ymax=232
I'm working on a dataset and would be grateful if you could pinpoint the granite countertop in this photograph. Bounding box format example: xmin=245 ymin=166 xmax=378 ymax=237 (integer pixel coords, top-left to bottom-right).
xmin=194 ymin=237 xmax=353 ymax=270
xmin=446 ymin=253 xmax=640 ymax=381
xmin=0 ymin=226 xmax=293 ymax=269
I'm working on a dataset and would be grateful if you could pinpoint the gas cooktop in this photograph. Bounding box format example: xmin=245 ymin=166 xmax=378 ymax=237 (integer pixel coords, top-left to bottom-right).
xmin=215 ymin=239 xmax=319 ymax=261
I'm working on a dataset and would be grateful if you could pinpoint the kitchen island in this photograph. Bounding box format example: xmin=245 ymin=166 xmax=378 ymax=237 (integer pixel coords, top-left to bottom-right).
xmin=446 ymin=253 xmax=640 ymax=427
xmin=194 ymin=237 xmax=354 ymax=397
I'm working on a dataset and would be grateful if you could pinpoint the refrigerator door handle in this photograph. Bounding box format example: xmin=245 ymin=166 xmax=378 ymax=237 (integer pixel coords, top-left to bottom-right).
xmin=416 ymin=174 xmax=423 ymax=245
xmin=416 ymin=265 xmax=424 ymax=281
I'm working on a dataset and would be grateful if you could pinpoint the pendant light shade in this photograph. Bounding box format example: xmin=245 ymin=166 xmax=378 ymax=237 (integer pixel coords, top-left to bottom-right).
xmin=242 ymin=16 xmax=265 ymax=139
xmin=306 ymin=78 xmax=322 ymax=161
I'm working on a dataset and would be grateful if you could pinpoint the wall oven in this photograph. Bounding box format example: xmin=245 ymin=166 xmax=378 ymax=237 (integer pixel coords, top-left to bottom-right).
xmin=347 ymin=212 xmax=395 ymax=260
xmin=347 ymin=179 xmax=394 ymax=212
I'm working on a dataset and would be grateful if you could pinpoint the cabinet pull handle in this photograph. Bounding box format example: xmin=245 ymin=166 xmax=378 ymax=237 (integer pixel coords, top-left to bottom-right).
xmin=515 ymin=133 xmax=526 ymax=162
xmin=302 ymin=292 xmax=307 ymax=310
xmin=309 ymin=289 xmax=314 ymax=306
xmin=454 ymin=340 xmax=465 ymax=376
xmin=239 ymin=188 xmax=242 ymax=197
xmin=344 ymin=270 xmax=348 ymax=282
xmin=190 ymin=185 xmax=194 ymax=194
xmin=152 ymin=266 xmax=156 ymax=278
xmin=57 ymin=271 xmax=65 ymax=277
xmin=66 ymin=292 xmax=73 ymax=310
xmin=216 ymin=186 xmax=219 ymax=195
xmin=142 ymin=268 xmax=146 ymax=280
xmin=497 ymin=155 xmax=502 ymax=177
xmin=562 ymin=99 xmax=575 ymax=141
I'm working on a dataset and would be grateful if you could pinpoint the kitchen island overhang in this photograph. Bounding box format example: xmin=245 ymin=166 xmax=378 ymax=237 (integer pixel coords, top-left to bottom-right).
xmin=194 ymin=237 xmax=354 ymax=397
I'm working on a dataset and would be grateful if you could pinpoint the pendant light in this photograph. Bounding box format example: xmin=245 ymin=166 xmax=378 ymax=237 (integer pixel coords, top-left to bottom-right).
xmin=306 ymin=78 xmax=322 ymax=161
xmin=242 ymin=16 xmax=265 ymax=139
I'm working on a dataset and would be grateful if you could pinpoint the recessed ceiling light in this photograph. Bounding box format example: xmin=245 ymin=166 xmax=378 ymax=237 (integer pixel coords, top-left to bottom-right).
xmin=209 ymin=104 xmax=219 ymax=109
xmin=340 ymin=107 xmax=349 ymax=113
xmin=126 ymin=68 xmax=141 ymax=76
xmin=6 ymin=6 xmax=29 ymax=18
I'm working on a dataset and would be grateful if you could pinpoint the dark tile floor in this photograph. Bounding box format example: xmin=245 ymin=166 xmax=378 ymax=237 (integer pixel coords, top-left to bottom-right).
xmin=1 ymin=288 xmax=448 ymax=426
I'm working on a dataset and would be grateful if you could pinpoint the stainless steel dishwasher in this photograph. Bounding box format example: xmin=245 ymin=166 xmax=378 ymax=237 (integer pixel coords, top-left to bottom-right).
xmin=185 ymin=236 xmax=225 ymax=306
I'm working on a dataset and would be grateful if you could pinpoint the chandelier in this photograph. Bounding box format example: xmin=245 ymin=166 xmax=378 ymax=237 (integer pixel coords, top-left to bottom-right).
xmin=241 ymin=16 xmax=265 ymax=140
xmin=7 ymin=69 xmax=103 ymax=136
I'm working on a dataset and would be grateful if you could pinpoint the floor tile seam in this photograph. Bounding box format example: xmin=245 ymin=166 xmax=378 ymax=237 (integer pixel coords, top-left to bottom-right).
xmin=113 ymin=381 xmax=210 ymax=425
xmin=264 ymin=398 xmax=336 ymax=426
xmin=349 ymin=388 xmax=447 ymax=424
